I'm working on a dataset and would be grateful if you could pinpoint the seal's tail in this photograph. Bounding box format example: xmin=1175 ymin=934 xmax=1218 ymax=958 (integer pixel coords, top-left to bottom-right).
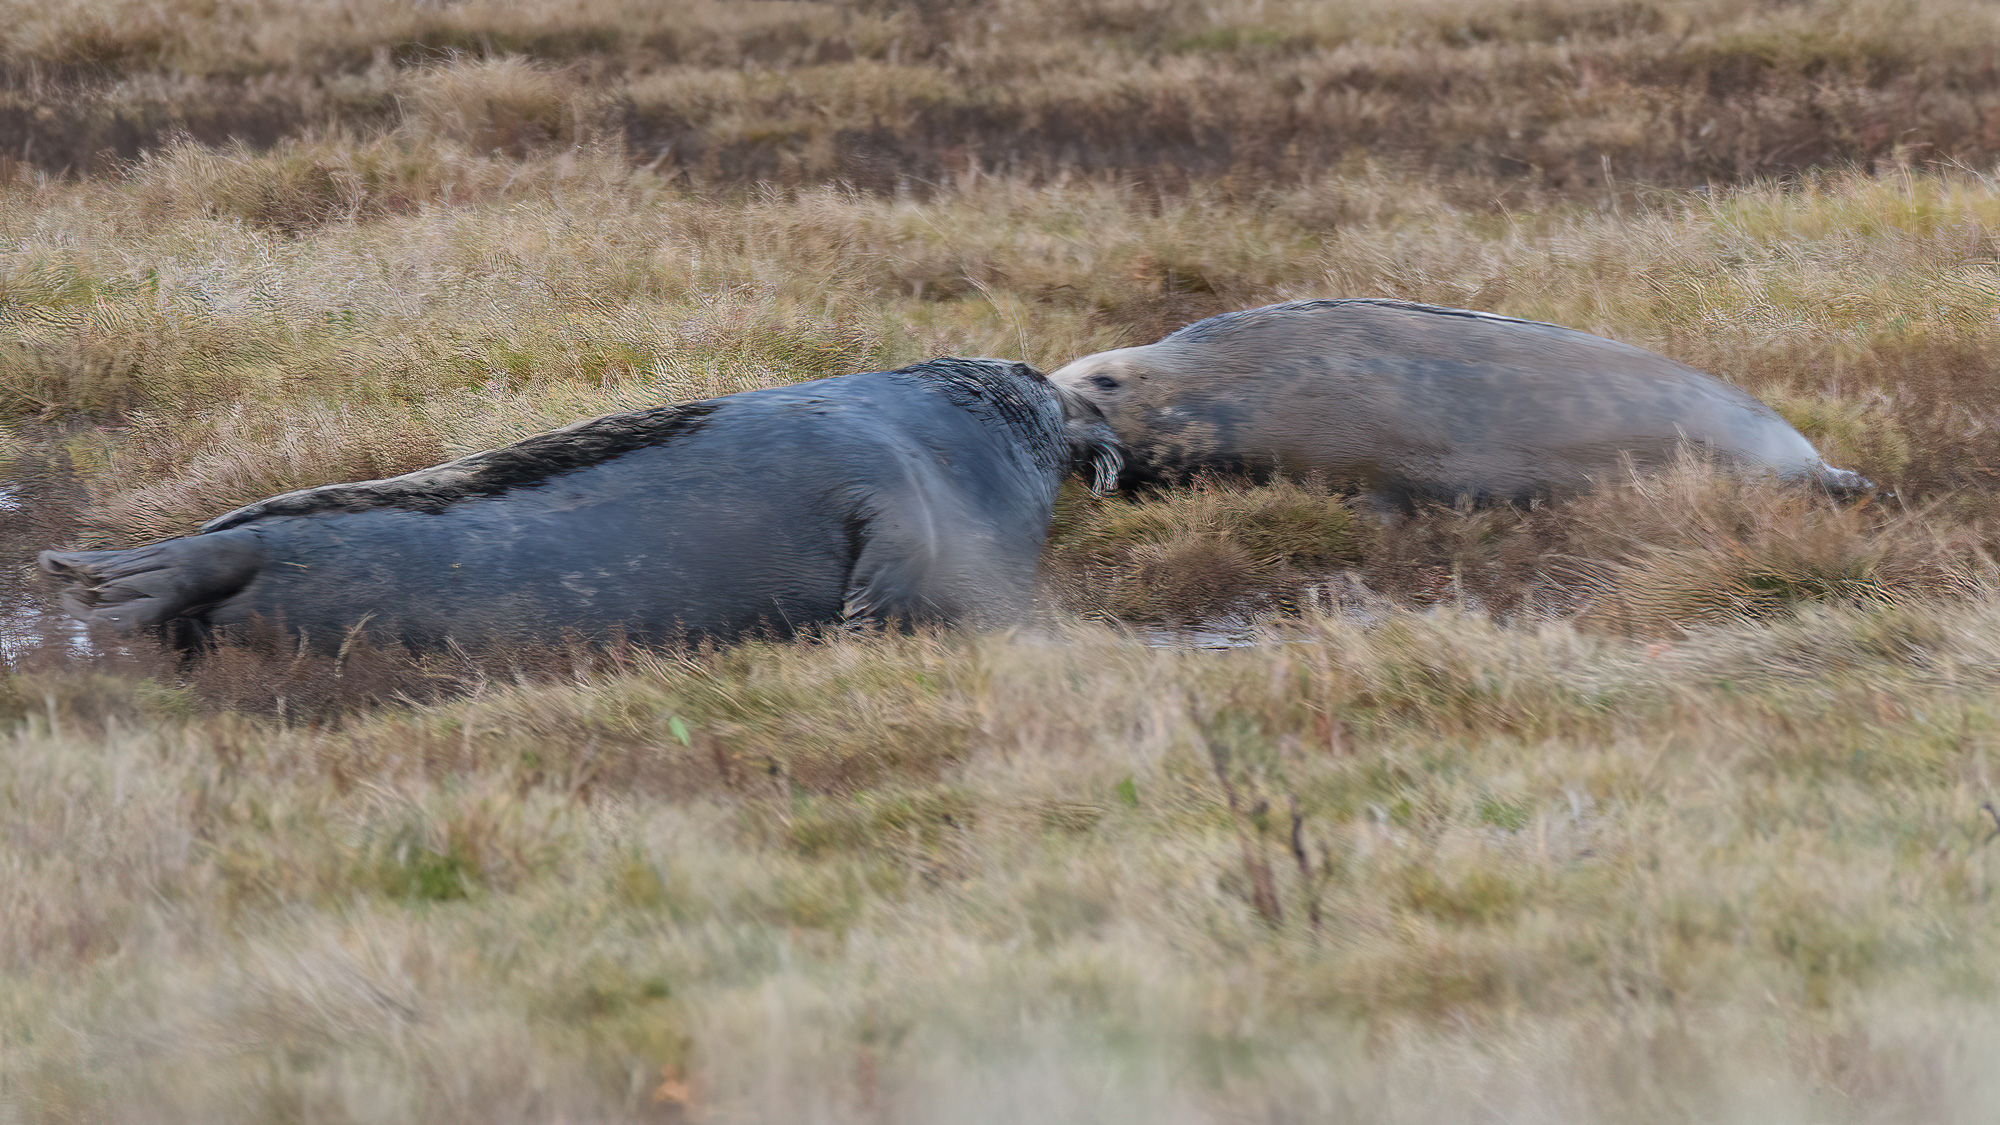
xmin=1815 ymin=463 xmax=1879 ymax=501
xmin=40 ymin=534 xmax=265 ymax=634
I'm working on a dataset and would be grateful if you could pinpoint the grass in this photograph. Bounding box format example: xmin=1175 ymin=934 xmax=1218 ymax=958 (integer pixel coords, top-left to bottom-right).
xmin=1048 ymin=477 xmax=1374 ymax=622
xmin=8 ymin=0 xmax=2000 ymax=191
xmin=7 ymin=613 xmax=2000 ymax=1121
xmin=8 ymin=0 xmax=2000 ymax=1120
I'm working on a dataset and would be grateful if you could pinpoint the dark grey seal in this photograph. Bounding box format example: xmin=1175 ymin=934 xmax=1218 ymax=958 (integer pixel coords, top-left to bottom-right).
xmin=41 ymin=358 xmax=1123 ymax=651
xmin=1050 ymin=299 xmax=1870 ymax=508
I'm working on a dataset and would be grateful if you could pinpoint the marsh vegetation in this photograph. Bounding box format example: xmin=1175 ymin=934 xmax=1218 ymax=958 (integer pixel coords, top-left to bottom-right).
xmin=7 ymin=0 xmax=2000 ymax=1120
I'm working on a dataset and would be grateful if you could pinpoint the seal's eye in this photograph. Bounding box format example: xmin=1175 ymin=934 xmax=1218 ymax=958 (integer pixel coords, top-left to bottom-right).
xmin=1088 ymin=374 xmax=1121 ymax=391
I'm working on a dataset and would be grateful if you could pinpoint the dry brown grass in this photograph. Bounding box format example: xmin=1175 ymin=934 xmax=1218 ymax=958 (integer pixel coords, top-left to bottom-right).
xmin=1040 ymin=461 xmax=2000 ymax=634
xmin=7 ymin=0 xmax=2000 ymax=189
xmin=1557 ymin=461 xmax=1997 ymax=635
xmin=19 ymin=155 xmax=2000 ymax=528
xmin=10 ymin=3 xmax=2000 ymax=1119
xmin=1047 ymin=477 xmax=1373 ymax=622
xmin=8 ymin=608 xmax=2000 ymax=1121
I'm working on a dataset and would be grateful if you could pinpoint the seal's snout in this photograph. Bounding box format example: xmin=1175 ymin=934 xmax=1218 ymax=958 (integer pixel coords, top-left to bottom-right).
xmin=1050 ymin=382 xmax=1124 ymax=494
xmin=1069 ymin=412 xmax=1125 ymax=495
xmin=1086 ymin=437 xmax=1125 ymax=495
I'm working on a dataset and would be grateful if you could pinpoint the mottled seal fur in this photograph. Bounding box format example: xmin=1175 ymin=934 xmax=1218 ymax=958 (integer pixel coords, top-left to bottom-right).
xmin=1050 ymin=299 xmax=1870 ymax=508
xmin=42 ymin=357 xmax=1123 ymax=651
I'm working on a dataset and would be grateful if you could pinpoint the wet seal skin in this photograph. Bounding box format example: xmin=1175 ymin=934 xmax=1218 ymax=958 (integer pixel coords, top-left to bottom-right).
xmin=1050 ymin=299 xmax=1872 ymax=510
xmin=42 ymin=358 xmax=1123 ymax=653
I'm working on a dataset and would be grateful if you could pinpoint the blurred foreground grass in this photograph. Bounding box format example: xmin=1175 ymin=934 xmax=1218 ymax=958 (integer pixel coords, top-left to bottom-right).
xmin=6 ymin=609 xmax=2000 ymax=1121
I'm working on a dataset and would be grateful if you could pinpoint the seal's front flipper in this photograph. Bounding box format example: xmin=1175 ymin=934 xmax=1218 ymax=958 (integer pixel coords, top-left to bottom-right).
xmin=840 ymin=505 xmax=947 ymax=629
xmin=40 ymin=532 xmax=265 ymax=634
xmin=840 ymin=479 xmax=1036 ymax=631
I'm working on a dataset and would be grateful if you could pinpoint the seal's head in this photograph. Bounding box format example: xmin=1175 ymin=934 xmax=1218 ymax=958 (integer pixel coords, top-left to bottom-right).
xmin=1048 ymin=347 xmax=1151 ymax=421
xmin=1050 ymin=347 xmax=1156 ymax=487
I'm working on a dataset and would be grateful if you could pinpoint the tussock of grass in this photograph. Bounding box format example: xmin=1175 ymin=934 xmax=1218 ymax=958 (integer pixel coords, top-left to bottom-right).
xmin=119 ymin=134 xmax=633 ymax=232
xmin=1556 ymin=461 xmax=1995 ymax=635
xmin=402 ymin=56 xmax=607 ymax=158
xmin=1048 ymin=478 xmax=1371 ymax=622
xmin=74 ymin=402 xmax=451 ymax=544
xmin=1045 ymin=463 xmax=1995 ymax=636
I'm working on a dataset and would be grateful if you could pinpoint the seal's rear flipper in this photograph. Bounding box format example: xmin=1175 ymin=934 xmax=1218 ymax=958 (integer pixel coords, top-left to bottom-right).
xmin=40 ymin=534 xmax=265 ymax=634
xmin=1816 ymin=464 xmax=1879 ymax=502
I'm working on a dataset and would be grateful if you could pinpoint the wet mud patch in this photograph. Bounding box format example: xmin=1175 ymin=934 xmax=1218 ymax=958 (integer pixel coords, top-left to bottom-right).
xmin=0 ymin=442 xmax=96 ymax=661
